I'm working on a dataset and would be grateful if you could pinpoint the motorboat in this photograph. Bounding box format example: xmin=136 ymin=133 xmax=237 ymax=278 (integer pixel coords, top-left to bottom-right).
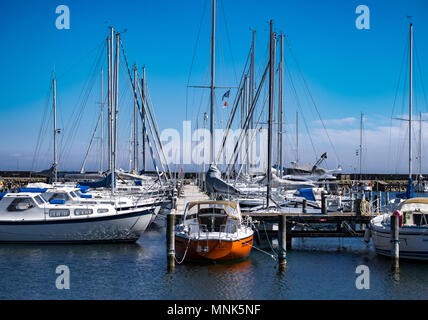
xmin=175 ymin=200 xmax=254 ymax=262
xmin=0 ymin=191 xmax=155 ymax=243
xmin=369 ymin=198 xmax=428 ymax=260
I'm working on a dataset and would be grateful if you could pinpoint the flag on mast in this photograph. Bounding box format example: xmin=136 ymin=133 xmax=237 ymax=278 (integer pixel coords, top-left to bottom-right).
xmin=222 ymin=90 xmax=230 ymax=108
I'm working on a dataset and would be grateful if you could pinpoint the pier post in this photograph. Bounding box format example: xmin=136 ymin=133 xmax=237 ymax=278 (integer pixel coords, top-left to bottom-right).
xmin=385 ymin=192 xmax=389 ymax=209
xmin=321 ymin=193 xmax=327 ymax=214
xmin=355 ymin=198 xmax=362 ymax=216
xmin=390 ymin=214 xmax=400 ymax=272
xmin=302 ymin=199 xmax=307 ymax=213
xmin=167 ymin=209 xmax=176 ymax=271
xmin=278 ymin=214 xmax=287 ymax=271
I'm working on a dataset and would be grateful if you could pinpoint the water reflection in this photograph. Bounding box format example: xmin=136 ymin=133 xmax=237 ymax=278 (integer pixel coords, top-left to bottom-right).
xmin=0 ymin=228 xmax=427 ymax=299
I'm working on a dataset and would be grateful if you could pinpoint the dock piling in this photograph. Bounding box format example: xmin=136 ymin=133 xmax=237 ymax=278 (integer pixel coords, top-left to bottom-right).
xmin=390 ymin=214 xmax=400 ymax=271
xmin=278 ymin=214 xmax=287 ymax=271
xmin=302 ymin=199 xmax=307 ymax=213
xmin=321 ymin=193 xmax=327 ymax=214
xmin=385 ymin=192 xmax=390 ymax=209
xmin=167 ymin=209 xmax=176 ymax=271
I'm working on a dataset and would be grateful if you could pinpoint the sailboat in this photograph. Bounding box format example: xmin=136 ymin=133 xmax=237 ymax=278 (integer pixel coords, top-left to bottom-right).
xmin=175 ymin=200 xmax=254 ymax=262
xmin=175 ymin=0 xmax=254 ymax=261
xmin=0 ymin=28 xmax=156 ymax=243
xmin=370 ymin=23 xmax=428 ymax=260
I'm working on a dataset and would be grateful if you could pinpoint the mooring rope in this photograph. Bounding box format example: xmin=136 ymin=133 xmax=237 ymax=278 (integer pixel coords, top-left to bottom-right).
xmin=174 ymin=236 xmax=192 ymax=265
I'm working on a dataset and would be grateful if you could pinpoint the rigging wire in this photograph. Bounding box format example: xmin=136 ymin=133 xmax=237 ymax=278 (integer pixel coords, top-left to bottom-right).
xmin=185 ymin=0 xmax=208 ymax=121
xmin=218 ymin=0 xmax=238 ymax=85
xmin=284 ymin=57 xmax=318 ymax=161
xmin=31 ymin=79 xmax=53 ymax=171
xmin=286 ymin=38 xmax=341 ymax=167
xmin=387 ymin=34 xmax=409 ymax=172
xmin=58 ymin=42 xmax=106 ymax=166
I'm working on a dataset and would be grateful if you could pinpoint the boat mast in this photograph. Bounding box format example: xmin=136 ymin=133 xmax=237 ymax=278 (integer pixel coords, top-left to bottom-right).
xmin=53 ymin=77 xmax=57 ymax=183
xmin=278 ymin=34 xmax=284 ymax=177
xmin=107 ymin=28 xmax=114 ymax=177
xmin=249 ymin=30 xmax=255 ymax=173
xmin=360 ymin=112 xmax=363 ymax=180
xmin=409 ymin=23 xmax=413 ymax=181
xmin=141 ymin=67 xmax=147 ymax=173
xmin=112 ymin=31 xmax=120 ymax=194
xmin=267 ymin=20 xmax=276 ymax=208
xmin=244 ymin=75 xmax=250 ymax=175
xmin=210 ymin=0 xmax=216 ymax=164
xmin=133 ymin=64 xmax=138 ymax=174
xmin=419 ymin=112 xmax=422 ymax=177
xmin=100 ymin=68 xmax=104 ymax=174
xmin=203 ymin=111 xmax=208 ymax=174
xmin=296 ymin=111 xmax=299 ymax=165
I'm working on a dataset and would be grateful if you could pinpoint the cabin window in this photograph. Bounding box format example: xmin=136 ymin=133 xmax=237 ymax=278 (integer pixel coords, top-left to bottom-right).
xmin=70 ymin=192 xmax=78 ymax=198
xmin=413 ymin=214 xmax=428 ymax=226
xmin=49 ymin=209 xmax=70 ymax=217
xmin=7 ymin=198 xmax=36 ymax=212
xmin=198 ymin=214 xmax=228 ymax=232
xmin=47 ymin=193 xmax=70 ymax=202
xmin=74 ymin=209 xmax=93 ymax=216
xmin=34 ymin=196 xmax=45 ymax=205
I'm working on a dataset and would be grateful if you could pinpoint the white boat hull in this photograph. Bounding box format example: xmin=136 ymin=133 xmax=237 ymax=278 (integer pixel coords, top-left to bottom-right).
xmin=370 ymin=215 xmax=428 ymax=260
xmin=0 ymin=208 xmax=154 ymax=243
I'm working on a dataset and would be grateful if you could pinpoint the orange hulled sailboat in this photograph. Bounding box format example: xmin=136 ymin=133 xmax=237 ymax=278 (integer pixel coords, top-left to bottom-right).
xmin=175 ymin=201 xmax=254 ymax=262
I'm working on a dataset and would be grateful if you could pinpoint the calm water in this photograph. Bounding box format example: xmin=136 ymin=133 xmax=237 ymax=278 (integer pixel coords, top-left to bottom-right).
xmin=0 ymin=222 xmax=427 ymax=300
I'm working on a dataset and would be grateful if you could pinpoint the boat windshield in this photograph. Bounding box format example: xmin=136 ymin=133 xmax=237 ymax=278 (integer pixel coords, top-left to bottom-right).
xmin=184 ymin=202 xmax=241 ymax=221
xmin=398 ymin=202 xmax=428 ymax=213
xmin=45 ymin=192 xmax=71 ymax=202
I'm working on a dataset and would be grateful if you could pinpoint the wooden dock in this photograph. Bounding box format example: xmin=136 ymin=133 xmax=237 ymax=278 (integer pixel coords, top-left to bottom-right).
xmin=173 ymin=183 xmax=376 ymax=241
xmin=246 ymin=211 xmax=374 ymax=241
xmin=174 ymin=183 xmax=209 ymax=214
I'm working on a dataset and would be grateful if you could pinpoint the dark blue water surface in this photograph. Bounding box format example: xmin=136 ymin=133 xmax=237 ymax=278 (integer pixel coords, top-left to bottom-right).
xmin=0 ymin=222 xmax=427 ymax=300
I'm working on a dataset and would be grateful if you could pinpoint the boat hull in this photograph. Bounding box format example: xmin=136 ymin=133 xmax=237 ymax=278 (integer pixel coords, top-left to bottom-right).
xmin=0 ymin=208 xmax=154 ymax=243
xmin=370 ymin=224 xmax=428 ymax=260
xmin=175 ymin=234 xmax=253 ymax=262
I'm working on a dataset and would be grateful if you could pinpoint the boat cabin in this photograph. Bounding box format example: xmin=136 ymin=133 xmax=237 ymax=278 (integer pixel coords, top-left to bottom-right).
xmin=182 ymin=201 xmax=242 ymax=234
xmin=396 ymin=198 xmax=428 ymax=226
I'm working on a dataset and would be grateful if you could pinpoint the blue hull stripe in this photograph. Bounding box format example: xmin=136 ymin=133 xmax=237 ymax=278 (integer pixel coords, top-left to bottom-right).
xmin=0 ymin=209 xmax=153 ymax=226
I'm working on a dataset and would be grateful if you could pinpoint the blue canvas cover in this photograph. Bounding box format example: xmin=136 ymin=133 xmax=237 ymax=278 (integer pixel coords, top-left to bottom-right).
xmin=19 ymin=188 xmax=48 ymax=193
xmin=297 ymin=188 xmax=316 ymax=201
xmin=78 ymin=173 xmax=113 ymax=189
xmin=49 ymin=199 xmax=66 ymax=204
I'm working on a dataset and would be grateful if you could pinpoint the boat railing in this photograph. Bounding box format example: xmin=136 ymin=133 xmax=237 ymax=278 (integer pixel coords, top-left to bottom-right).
xmin=197 ymin=223 xmax=209 ymax=253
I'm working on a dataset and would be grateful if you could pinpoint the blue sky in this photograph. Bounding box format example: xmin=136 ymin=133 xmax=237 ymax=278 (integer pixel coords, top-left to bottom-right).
xmin=0 ymin=0 xmax=427 ymax=173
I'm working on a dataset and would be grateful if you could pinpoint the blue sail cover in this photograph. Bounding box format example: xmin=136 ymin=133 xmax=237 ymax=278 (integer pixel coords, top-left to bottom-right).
xmin=396 ymin=178 xmax=415 ymax=199
xmin=19 ymin=188 xmax=48 ymax=193
xmin=0 ymin=192 xmax=6 ymax=200
xmin=297 ymin=188 xmax=316 ymax=201
xmin=406 ymin=178 xmax=414 ymax=199
xmin=78 ymin=173 xmax=113 ymax=189
xmin=76 ymin=185 xmax=90 ymax=193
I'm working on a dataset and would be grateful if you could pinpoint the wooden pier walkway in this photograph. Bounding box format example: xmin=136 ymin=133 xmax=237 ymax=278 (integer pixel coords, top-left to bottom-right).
xmin=174 ymin=183 xmax=376 ymax=240
xmin=174 ymin=183 xmax=209 ymax=215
